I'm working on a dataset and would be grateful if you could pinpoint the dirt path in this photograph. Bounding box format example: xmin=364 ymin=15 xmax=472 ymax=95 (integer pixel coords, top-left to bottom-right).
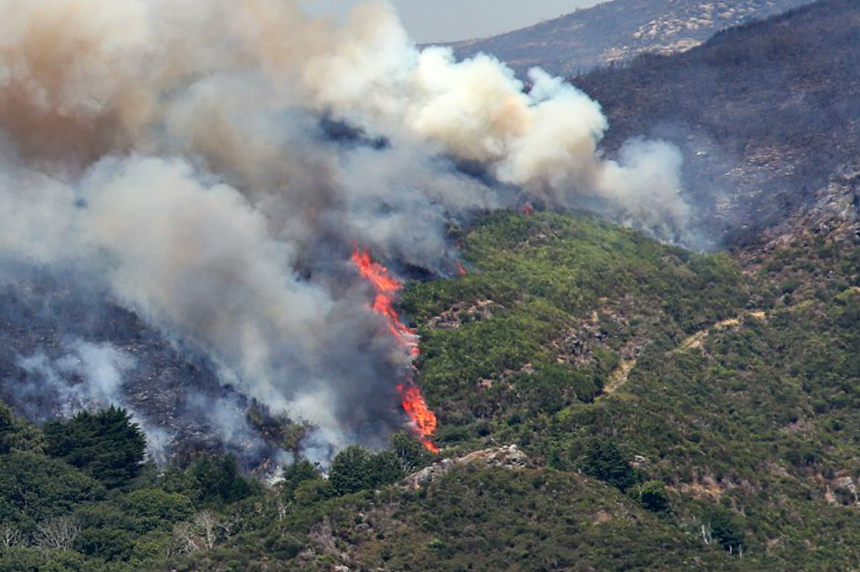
xmin=601 ymin=310 xmax=767 ymax=397
xmin=603 ymin=358 xmax=637 ymax=395
xmin=676 ymin=311 xmax=767 ymax=353
xmin=600 ymin=310 xmax=767 ymax=397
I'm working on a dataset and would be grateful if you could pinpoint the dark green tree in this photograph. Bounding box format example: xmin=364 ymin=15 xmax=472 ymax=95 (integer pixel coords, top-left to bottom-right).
xmin=281 ymin=460 xmax=320 ymax=501
xmin=329 ymin=445 xmax=373 ymax=496
xmin=580 ymin=438 xmax=641 ymax=492
xmin=705 ymin=506 xmax=746 ymax=554
xmin=0 ymin=546 xmax=99 ymax=572
xmin=367 ymin=451 xmax=406 ymax=488
xmin=638 ymin=481 xmax=670 ymax=512
xmin=0 ymin=452 xmax=104 ymax=529
xmin=190 ymin=454 xmax=258 ymax=505
xmin=44 ymin=407 xmax=146 ymax=489
xmin=0 ymin=402 xmax=43 ymax=454
xmin=122 ymin=488 xmax=194 ymax=531
xmin=74 ymin=525 xmax=134 ymax=562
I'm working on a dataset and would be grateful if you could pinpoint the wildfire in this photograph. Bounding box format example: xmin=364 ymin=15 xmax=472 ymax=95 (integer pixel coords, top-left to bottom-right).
xmin=397 ymin=384 xmax=439 ymax=453
xmin=351 ymin=246 xmax=438 ymax=452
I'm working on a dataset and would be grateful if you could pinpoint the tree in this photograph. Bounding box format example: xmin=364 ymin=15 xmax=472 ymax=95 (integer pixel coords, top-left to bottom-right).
xmin=368 ymin=451 xmax=406 ymax=487
xmin=0 ymin=452 xmax=103 ymax=529
xmin=329 ymin=446 xmax=373 ymax=496
xmin=0 ymin=402 xmax=43 ymax=455
xmin=704 ymin=506 xmax=746 ymax=554
xmin=328 ymin=446 xmax=407 ymax=497
xmin=638 ymin=481 xmax=670 ymax=512
xmin=73 ymin=526 xmax=132 ymax=562
xmin=0 ymin=524 xmax=23 ymax=549
xmin=281 ymin=460 xmax=320 ymax=501
xmin=190 ymin=455 xmax=258 ymax=506
xmin=34 ymin=517 xmax=81 ymax=552
xmin=171 ymin=511 xmax=219 ymax=554
xmin=580 ymin=438 xmax=641 ymax=492
xmin=391 ymin=431 xmax=431 ymax=473
xmin=122 ymin=489 xmax=194 ymax=531
xmin=44 ymin=407 xmax=146 ymax=489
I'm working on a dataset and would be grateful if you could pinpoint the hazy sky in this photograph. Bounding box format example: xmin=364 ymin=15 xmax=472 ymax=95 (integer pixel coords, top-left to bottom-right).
xmin=308 ymin=0 xmax=607 ymax=43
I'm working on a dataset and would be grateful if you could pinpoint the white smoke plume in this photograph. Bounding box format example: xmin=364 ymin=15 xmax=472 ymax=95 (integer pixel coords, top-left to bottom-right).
xmin=0 ymin=0 xmax=692 ymax=457
xmin=12 ymin=339 xmax=174 ymax=463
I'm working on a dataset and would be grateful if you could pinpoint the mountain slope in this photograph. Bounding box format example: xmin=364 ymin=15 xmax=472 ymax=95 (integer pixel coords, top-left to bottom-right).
xmin=572 ymin=0 xmax=860 ymax=246
xmin=445 ymin=0 xmax=814 ymax=77
xmin=1 ymin=202 xmax=858 ymax=570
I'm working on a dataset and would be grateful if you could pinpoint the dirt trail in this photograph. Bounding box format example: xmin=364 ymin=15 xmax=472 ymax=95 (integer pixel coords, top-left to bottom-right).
xmin=603 ymin=358 xmax=637 ymax=395
xmin=676 ymin=311 xmax=767 ymax=353
xmin=601 ymin=310 xmax=767 ymax=397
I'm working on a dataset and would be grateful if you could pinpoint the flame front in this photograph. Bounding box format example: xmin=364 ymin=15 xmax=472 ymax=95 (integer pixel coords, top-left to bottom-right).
xmin=397 ymin=384 xmax=439 ymax=453
xmin=351 ymin=247 xmax=438 ymax=451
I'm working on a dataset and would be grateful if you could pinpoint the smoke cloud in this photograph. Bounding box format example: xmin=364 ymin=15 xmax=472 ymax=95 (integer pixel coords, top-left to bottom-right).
xmin=0 ymin=0 xmax=692 ymax=458
xmin=11 ymin=339 xmax=176 ymax=463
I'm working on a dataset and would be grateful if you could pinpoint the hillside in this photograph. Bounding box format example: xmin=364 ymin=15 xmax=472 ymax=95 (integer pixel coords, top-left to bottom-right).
xmin=572 ymin=0 xmax=860 ymax=246
xmin=1 ymin=1 xmax=860 ymax=571
xmin=445 ymin=0 xmax=814 ymax=77
xmin=2 ymin=205 xmax=859 ymax=570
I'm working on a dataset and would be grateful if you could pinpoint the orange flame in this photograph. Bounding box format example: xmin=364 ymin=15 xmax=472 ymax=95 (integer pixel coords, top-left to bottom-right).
xmin=456 ymin=260 xmax=468 ymax=276
xmin=351 ymin=248 xmax=403 ymax=293
xmin=397 ymin=384 xmax=439 ymax=453
xmin=351 ymin=246 xmax=438 ymax=451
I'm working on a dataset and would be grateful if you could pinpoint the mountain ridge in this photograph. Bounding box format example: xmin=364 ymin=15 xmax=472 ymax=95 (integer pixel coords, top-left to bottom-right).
xmin=444 ymin=0 xmax=816 ymax=77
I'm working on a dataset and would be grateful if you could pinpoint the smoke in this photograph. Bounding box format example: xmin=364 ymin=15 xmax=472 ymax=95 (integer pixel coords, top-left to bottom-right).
xmin=15 ymin=339 xmax=133 ymax=418
xmin=11 ymin=338 xmax=174 ymax=462
xmin=0 ymin=0 xmax=693 ymax=458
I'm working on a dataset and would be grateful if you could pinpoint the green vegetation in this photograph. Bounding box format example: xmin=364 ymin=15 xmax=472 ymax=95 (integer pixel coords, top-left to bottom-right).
xmin=1 ymin=210 xmax=860 ymax=570
xmin=403 ymin=212 xmax=746 ymax=449
xmin=45 ymin=407 xmax=146 ymax=489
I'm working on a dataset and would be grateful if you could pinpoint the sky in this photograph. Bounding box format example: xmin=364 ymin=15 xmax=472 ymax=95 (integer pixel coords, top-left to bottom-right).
xmin=307 ymin=0 xmax=607 ymax=43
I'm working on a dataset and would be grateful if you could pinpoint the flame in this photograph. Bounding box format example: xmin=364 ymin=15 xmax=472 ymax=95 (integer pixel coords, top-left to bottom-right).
xmin=519 ymin=204 xmax=535 ymax=217
xmin=351 ymin=248 xmax=403 ymax=294
xmin=456 ymin=260 xmax=468 ymax=276
xmin=351 ymin=246 xmax=438 ymax=451
xmin=397 ymin=384 xmax=439 ymax=453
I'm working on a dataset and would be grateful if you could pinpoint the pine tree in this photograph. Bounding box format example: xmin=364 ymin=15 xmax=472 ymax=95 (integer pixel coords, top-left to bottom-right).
xmin=44 ymin=406 xmax=147 ymax=489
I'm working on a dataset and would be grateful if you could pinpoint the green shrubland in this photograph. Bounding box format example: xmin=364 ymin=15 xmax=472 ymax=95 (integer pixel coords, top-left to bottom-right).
xmin=2 ymin=210 xmax=860 ymax=570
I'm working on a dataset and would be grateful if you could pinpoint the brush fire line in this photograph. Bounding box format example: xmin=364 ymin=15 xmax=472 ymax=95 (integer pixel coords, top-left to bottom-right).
xmin=351 ymin=247 xmax=439 ymax=453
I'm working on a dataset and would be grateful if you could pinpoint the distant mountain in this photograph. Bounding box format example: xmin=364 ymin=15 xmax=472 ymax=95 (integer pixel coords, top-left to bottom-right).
xmin=573 ymin=0 xmax=860 ymax=246
xmin=444 ymin=0 xmax=816 ymax=77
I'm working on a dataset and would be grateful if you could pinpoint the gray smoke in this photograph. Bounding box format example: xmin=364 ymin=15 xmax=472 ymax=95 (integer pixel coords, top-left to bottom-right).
xmin=0 ymin=0 xmax=693 ymax=457
xmin=12 ymin=338 xmax=173 ymax=463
